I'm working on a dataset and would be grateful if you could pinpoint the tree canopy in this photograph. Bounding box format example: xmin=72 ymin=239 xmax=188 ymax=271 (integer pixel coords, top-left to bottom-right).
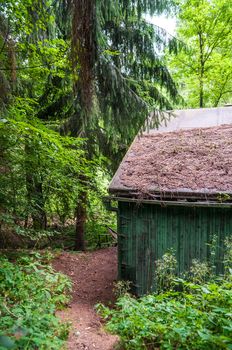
xmin=168 ymin=0 xmax=232 ymax=107
xmin=0 ymin=0 xmax=180 ymax=249
xmin=1 ymin=0 xmax=231 ymax=250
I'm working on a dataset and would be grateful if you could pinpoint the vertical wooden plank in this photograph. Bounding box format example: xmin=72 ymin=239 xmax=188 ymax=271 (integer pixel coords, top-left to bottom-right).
xmin=117 ymin=201 xmax=232 ymax=295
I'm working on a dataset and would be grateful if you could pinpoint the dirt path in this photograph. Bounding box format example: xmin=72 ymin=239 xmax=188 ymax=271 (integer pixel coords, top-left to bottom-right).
xmin=53 ymin=247 xmax=119 ymax=350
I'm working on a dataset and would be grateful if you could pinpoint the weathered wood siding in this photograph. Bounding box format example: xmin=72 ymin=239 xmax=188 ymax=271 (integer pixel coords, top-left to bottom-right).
xmin=117 ymin=202 xmax=232 ymax=295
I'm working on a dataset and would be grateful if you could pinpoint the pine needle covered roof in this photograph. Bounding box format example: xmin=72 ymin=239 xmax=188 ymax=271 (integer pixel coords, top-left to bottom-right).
xmin=109 ymin=107 xmax=232 ymax=199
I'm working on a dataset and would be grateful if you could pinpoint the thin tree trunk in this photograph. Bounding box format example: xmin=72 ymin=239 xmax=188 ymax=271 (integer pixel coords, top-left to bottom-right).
xmin=199 ymin=77 xmax=204 ymax=108
xmin=25 ymin=142 xmax=47 ymax=230
xmin=213 ymin=73 xmax=231 ymax=107
xmin=75 ymin=184 xmax=87 ymax=250
xmin=198 ymin=32 xmax=205 ymax=108
xmin=8 ymin=39 xmax=17 ymax=93
xmin=32 ymin=182 xmax=47 ymax=230
xmin=26 ymin=172 xmax=47 ymax=230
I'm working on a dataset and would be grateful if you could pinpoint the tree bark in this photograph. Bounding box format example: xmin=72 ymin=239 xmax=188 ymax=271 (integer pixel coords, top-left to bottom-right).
xmin=199 ymin=77 xmax=204 ymax=108
xmin=198 ymin=32 xmax=205 ymax=108
xmin=8 ymin=39 xmax=17 ymax=93
xmin=75 ymin=185 xmax=87 ymax=251
xmin=71 ymin=0 xmax=96 ymax=250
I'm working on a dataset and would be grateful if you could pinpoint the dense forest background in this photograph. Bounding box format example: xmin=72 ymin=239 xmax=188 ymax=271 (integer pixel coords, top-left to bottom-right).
xmin=0 ymin=0 xmax=231 ymax=251
xmin=1 ymin=1 xmax=232 ymax=350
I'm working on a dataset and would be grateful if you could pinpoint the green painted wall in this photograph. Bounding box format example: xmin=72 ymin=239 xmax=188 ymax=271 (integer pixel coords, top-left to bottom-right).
xmin=117 ymin=201 xmax=232 ymax=295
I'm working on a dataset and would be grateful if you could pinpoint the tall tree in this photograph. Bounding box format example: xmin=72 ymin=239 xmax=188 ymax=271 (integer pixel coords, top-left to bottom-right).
xmin=1 ymin=0 xmax=180 ymax=248
xmin=0 ymin=0 xmax=74 ymax=233
xmin=168 ymin=0 xmax=232 ymax=108
xmin=0 ymin=12 xmax=12 ymax=110
xmin=66 ymin=0 xmax=180 ymax=249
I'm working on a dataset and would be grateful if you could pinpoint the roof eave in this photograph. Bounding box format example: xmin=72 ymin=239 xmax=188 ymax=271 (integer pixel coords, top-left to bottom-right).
xmin=109 ymin=186 xmax=232 ymax=201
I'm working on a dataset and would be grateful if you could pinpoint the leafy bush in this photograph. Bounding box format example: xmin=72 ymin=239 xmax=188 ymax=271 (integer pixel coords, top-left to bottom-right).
xmin=0 ymin=252 xmax=72 ymax=349
xmin=0 ymin=99 xmax=93 ymax=240
xmin=98 ymin=240 xmax=232 ymax=349
xmin=99 ymin=280 xmax=232 ymax=350
xmin=85 ymin=177 xmax=116 ymax=249
xmin=224 ymin=237 xmax=232 ymax=277
xmin=113 ymin=280 xmax=132 ymax=298
xmin=154 ymin=249 xmax=177 ymax=292
xmin=0 ymin=100 xmax=116 ymax=250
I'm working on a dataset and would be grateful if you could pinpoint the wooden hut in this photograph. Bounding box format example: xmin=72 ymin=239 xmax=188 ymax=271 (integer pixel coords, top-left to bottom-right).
xmin=108 ymin=106 xmax=232 ymax=295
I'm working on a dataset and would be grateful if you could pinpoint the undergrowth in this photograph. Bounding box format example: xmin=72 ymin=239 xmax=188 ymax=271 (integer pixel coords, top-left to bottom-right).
xmin=98 ymin=238 xmax=232 ymax=350
xmin=99 ymin=281 xmax=232 ymax=350
xmin=0 ymin=251 xmax=72 ymax=349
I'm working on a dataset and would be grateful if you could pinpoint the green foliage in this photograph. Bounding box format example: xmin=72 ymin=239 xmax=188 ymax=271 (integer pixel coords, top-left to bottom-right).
xmin=0 ymin=94 xmax=117 ymax=250
xmin=0 ymin=98 xmax=93 ymax=240
xmin=0 ymin=251 xmax=72 ymax=349
xmin=189 ymin=259 xmax=211 ymax=284
xmin=85 ymin=172 xmax=116 ymax=249
xmin=100 ymin=280 xmax=232 ymax=349
xmin=98 ymin=240 xmax=232 ymax=349
xmin=154 ymin=249 xmax=177 ymax=292
xmin=0 ymin=0 xmax=182 ymax=248
xmin=224 ymin=237 xmax=232 ymax=277
xmin=112 ymin=280 xmax=132 ymax=299
xmin=69 ymin=0 xmax=181 ymax=161
xmin=168 ymin=0 xmax=232 ymax=107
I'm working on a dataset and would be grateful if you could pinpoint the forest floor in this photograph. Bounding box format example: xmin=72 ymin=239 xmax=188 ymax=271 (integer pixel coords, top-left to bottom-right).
xmin=53 ymin=247 xmax=119 ymax=350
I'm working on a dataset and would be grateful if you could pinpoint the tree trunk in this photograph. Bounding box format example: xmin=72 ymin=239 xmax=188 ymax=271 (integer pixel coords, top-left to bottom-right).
xmin=75 ymin=185 xmax=87 ymax=251
xmin=199 ymin=78 xmax=204 ymax=108
xmin=8 ymin=39 xmax=17 ymax=93
xmin=71 ymin=0 xmax=96 ymax=250
xmin=198 ymin=32 xmax=204 ymax=108
xmin=26 ymin=171 xmax=47 ymax=230
xmin=32 ymin=182 xmax=47 ymax=230
xmin=25 ymin=142 xmax=47 ymax=230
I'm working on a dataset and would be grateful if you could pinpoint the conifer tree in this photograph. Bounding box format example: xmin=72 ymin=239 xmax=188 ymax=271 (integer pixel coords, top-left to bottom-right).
xmin=66 ymin=0 xmax=180 ymax=250
xmin=0 ymin=0 xmax=179 ymax=248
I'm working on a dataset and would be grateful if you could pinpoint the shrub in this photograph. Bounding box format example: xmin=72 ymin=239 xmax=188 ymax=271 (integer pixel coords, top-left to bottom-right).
xmin=98 ymin=240 xmax=232 ymax=349
xmin=99 ymin=280 xmax=232 ymax=349
xmin=154 ymin=249 xmax=177 ymax=292
xmin=0 ymin=251 xmax=72 ymax=349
